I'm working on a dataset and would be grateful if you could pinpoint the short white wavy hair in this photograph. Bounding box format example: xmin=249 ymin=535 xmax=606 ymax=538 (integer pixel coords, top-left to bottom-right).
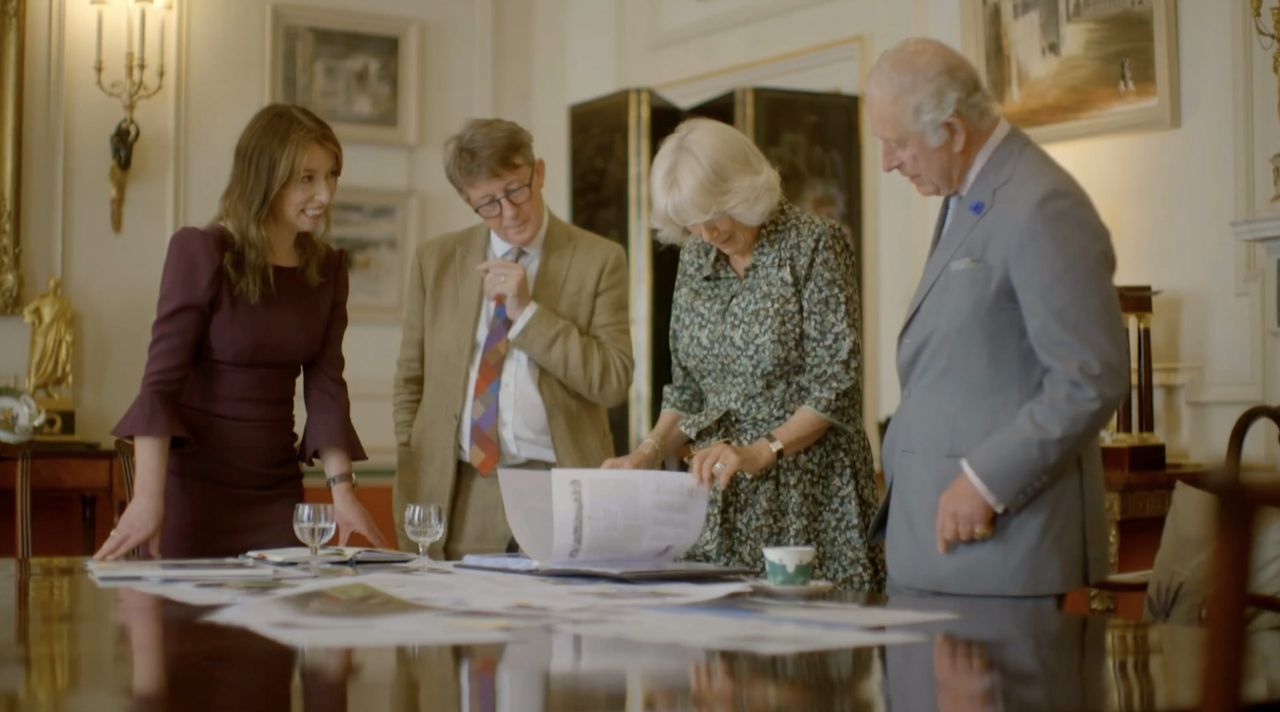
xmin=649 ymin=118 xmax=782 ymax=245
xmin=866 ymin=37 xmax=998 ymax=148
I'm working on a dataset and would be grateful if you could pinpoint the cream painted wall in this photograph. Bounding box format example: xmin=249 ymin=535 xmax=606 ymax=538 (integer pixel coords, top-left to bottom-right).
xmin=4 ymin=0 xmax=1273 ymax=470
xmin=543 ymin=0 xmax=1272 ymax=466
xmin=7 ymin=0 xmax=494 ymax=466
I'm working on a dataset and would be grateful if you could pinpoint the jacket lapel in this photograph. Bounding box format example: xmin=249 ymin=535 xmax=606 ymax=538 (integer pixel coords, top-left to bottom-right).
xmin=898 ymin=129 xmax=1025 ymax=338
xmin=453 ymin=224 xmax=488 ymax=344
xmin=532 ymin=212 xmax=572 ymax=307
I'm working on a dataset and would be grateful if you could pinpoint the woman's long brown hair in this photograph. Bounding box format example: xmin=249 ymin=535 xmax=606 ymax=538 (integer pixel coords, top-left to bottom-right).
xmin=215 ymin=104 xmax=342 ymax=303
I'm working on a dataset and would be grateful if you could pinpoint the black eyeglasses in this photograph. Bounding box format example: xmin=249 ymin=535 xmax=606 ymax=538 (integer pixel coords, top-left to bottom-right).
xmin=471 ymin=165 xmax=536 ymax=219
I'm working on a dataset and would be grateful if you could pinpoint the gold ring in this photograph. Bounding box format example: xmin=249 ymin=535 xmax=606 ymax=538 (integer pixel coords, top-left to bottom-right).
xmin=973 ymin=527 xmax=993 ymax=540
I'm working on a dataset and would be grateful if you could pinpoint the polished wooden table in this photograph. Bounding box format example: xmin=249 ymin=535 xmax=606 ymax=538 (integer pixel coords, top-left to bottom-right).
xmin=2 ymin=558 xmax=1278 ymax=711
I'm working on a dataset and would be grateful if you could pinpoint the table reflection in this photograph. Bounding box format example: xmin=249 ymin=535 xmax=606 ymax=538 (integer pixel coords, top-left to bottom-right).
xmin=3 ymin=559 xmax=1279 ymax=711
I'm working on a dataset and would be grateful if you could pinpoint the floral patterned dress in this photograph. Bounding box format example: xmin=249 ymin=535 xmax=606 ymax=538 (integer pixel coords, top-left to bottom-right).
xmin=663 ymin=200 xmax=885 ymax=592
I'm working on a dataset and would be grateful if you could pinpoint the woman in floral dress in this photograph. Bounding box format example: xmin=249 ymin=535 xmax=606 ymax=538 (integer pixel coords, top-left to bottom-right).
xmin=605 ymin=118 xmax=884 ymax=591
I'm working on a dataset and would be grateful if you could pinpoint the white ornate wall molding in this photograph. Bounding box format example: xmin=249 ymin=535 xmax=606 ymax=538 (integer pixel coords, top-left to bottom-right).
xmin=473 ymin=0 xmax=494 ymax=118
xmin=1177 ymin=2 xmax=1274 ymax=407
xmin=653 ymin=34 xmax=864 ymax=108
xmin=645 ymin=0 xmax=834 ymax=50
xmin=170 ymin=0 xmax=189 ymax=230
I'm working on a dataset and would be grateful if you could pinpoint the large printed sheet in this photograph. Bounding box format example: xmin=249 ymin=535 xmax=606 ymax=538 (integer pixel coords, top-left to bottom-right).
xmin=496 ymin=467 xmax=709 ymax=567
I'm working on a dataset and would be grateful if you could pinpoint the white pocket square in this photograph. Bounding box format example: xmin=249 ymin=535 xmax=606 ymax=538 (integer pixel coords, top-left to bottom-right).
xmin=948 ymin=257 xmax=983 ymax=271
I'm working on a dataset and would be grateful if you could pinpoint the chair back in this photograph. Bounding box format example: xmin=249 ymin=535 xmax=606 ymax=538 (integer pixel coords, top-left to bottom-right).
xmin=1200 ymin=405 xmax=1280 ymax=711
xmin=113 ymin=437 xmax=135 ymax=506
xmin=112 ymin=437 xmax=141 ymax=558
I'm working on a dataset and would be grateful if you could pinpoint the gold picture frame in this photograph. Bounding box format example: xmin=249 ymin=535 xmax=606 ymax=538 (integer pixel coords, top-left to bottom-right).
xmin=0 ymin=0 xmax=26 ymax=314
xmin=961 ymin=0 xmax=1179 ymax=143
xmin=327 ymin=188 xmax=414 ymax=323
xmin=268 ymin=4 xmax=419 ymax=145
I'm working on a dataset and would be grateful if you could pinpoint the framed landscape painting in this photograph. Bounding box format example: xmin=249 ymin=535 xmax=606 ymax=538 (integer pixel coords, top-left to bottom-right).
xmin=328 ymin=189 xmax=414 ymax=322
xmin=961 ymin=0 xmax=1178 ymax=143
xmin=269 ymin=5 xmax=419 ymax=144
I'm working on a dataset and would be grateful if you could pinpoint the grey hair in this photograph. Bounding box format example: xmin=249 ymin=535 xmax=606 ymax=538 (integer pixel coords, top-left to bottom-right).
xmin=649 ymin=118 xmax=782 ymax=245
xmin=866 ymin=37 xmax=998 ymax=147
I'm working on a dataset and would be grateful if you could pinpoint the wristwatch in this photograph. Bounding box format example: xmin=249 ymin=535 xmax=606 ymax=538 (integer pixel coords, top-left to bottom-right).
xmin=763 ymin=432 xmax=784 ymax=460
xmin=326 ymin=472 xmax=358 ymax=490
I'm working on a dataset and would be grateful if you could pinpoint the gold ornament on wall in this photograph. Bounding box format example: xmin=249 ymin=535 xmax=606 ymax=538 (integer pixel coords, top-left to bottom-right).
xmin=92 ymin=0 xmax=173 ymax=233
xmin=1252 ymin=0 xmax=1280 ymax=202
xmin=0 ymin=0 xmax=26 ymax=312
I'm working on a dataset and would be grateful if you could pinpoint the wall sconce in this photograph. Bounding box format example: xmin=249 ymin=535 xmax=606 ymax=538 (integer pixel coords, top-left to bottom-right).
xmin=91 ymin=0 xmax=172 ymax=233
xmin=1251 ymin=0 xmax=1280 ymax=202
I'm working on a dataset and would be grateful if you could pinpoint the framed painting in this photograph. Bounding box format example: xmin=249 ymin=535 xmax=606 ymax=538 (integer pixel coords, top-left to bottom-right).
xmin=328 ymin=188 xmax=414 ymax=322
xmin=268 ymin=5 xmax=419 ymax=145
xmin=960 ymin=0 xmax=1179 ymax=143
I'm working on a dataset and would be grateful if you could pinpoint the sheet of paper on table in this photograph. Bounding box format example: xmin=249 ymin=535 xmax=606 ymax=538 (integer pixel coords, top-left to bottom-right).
xmin=85 ymin=558 xmax=285 ymax=583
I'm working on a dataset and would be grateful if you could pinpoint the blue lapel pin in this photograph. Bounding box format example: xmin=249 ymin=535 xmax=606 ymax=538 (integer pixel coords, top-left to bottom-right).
xmin=968 ymin=200 xmax=985 ymax=216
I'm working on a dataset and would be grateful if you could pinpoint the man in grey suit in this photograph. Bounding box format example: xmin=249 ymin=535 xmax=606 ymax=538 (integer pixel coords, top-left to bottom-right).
xmin=865 ymin=38 xmax=1129 ymax=597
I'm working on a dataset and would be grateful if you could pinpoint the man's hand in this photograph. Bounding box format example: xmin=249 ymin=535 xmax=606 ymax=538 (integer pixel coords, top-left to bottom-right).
xmin=935 ymin=472 xmax=996 ymax=554
xmin=477 ymin=259 xmax=532 ymax=320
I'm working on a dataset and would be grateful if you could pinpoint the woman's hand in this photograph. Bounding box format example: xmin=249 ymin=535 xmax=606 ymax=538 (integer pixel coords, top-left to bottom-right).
xmin=688 ymin=441 xmax=774 ymax=490
xmin=94 ymin=492 xmax=163 ymax=560
xmin=332 ymin=487 xmax=389 ymax=548
xmin=601 ymin=448 xmax=661 ymax=470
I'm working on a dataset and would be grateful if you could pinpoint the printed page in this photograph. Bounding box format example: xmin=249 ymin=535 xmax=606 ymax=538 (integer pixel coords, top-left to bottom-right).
xmin=497 ymin=467 xmax=556 ymax=558
xmin=544 ymin=468 xmax=707 ymax=564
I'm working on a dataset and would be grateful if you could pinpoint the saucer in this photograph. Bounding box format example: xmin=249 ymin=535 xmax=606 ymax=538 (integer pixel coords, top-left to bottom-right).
xmin=748 ymin=579 xmax=835 ymax=597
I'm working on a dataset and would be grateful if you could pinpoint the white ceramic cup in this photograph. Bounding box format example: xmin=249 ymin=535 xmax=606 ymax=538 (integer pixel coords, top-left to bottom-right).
xmin=762 ymin=545 xmax=816 ymax=585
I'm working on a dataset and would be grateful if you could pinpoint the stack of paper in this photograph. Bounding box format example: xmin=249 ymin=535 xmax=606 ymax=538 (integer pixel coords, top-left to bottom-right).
xmin=242 ymin=546 xmax=415 ymax=565
xmin=85 ymin=558 xmax=280 ymax=582
xmin=460 ymin=467 xmax=753 ymax=580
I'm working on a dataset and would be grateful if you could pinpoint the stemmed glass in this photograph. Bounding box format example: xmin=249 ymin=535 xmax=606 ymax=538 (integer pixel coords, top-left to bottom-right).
xmin=403 ymin=503 xmax=445 ymax=568
xmin=293 ymin=503 xmax=337 ymax=570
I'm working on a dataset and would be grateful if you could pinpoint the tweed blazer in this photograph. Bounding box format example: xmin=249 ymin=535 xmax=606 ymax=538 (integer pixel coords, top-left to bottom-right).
xmin=392 ymin=212 xmax=632 ymax=555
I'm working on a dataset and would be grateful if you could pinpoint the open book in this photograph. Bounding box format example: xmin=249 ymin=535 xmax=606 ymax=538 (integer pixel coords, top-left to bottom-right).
xmin=458 ymin=467 xmax=753 ymax=581
xmin=242 ymin=546 xmax=416 ymax=565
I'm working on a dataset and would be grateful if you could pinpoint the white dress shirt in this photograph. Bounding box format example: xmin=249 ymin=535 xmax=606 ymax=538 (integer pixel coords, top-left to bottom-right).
xmin=950 ymin=118 xmax=1011 ymax=513
xmin=457 ymin=207 xmax=557 ymax=466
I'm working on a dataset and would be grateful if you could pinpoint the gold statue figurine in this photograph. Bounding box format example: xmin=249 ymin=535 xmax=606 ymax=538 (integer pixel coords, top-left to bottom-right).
xmin=1252 ymin=0 xmax=1280 ymax=201
xmin=23 ymin=276 xmax=74 ymax=401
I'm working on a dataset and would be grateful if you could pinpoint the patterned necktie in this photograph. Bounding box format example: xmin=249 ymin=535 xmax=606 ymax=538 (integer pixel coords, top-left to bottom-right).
xmin=468 ymin=247 xmax=524 ymax=475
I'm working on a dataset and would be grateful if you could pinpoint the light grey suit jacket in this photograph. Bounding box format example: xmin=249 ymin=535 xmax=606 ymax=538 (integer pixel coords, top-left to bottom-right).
xmin=873 ymin=127 xmax=1129 ymax=596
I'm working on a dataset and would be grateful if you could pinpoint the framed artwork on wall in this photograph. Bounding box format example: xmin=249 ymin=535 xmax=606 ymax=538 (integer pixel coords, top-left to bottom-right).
xmin=328 ymin=188 xmax=414 ymax=322
xmin=268 ymin=4 xmax=419 ymax=145
xmin=960 ymin=0 xmax=1179 ymax=143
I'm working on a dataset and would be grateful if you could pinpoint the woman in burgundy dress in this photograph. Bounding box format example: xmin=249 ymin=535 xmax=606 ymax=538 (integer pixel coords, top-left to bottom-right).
xmin=94 ymin=104 xmax=387 ymax=559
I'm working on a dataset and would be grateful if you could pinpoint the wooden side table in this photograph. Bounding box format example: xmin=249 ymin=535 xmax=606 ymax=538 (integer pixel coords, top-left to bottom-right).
xmin=0 ymin=442 xmax=119 ymax=556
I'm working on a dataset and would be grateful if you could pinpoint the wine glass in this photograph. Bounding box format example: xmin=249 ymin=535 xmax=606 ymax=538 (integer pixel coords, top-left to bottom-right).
xmin=403 ymin=503 xmax=445 ymax=568
xmin=293 ymin=503 xmax=336 ymax=569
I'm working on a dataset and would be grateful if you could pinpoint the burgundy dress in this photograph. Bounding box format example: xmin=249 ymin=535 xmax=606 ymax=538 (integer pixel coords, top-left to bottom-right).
xmin=114 ymin=226 xmax=365 ymax=558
